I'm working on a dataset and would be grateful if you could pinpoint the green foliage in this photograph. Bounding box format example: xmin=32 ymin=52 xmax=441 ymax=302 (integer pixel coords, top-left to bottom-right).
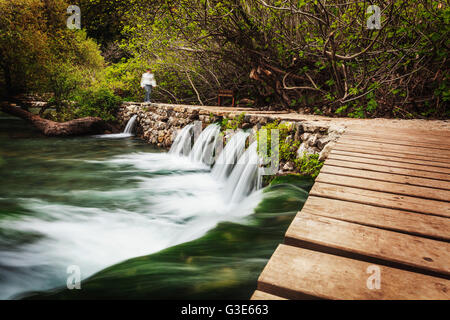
xmin=366 ymin=92 xmax=378 ymax=113
xmin=434 ymin=78 xmax=449 ymax=103
xmin=111 ymin=0 xmax=449 ymax=118
xmin=313 ymin=107 xmax=324 ymax=115
xmin=348 ymin=105 xmax=365 ymax=119
xmin=258 ymin=120 xmax=301 ymax=173
xmin=337 ymin=93 xmax=379 ymax=118
xmin=73 ymin=0 xmax=128 ymax=50
xmin=46 ymin=65 xmax=82 ymax=106
xmin=257 ymin=120 xmax=324 ymax=178
xmin=0 ymin=0 xmax=105 ymax=104
xmin=335 ymin=104 xmax=348 ymax=115
xmin=74 ymin=87 xmax=122 ymax=121
xmin=293 ymin=154 xmax=323 ymax=179
xmin=2 ymin=0 xmax=448 ymax=119
xmin=257 ymin=120 xmax=292 ymax=158
xmin=0 ymin=0 xmax=52 ymax=94
xmin=220 ymin=113 xmax=246 ymax=131
xmin=104 ymin=58 xmax=144 ymax=101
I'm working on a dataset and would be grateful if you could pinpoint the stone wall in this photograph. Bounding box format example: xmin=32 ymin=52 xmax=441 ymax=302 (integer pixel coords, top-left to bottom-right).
xmin=118 ymin=103 xmax=200 ymax=147
xmin=117 ymin=102 xmax=345 ymax=169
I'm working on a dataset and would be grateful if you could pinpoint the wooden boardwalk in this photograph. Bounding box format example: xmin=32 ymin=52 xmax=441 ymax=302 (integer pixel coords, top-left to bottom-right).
xmin=252 ymin=126 xmax=450 ymax=300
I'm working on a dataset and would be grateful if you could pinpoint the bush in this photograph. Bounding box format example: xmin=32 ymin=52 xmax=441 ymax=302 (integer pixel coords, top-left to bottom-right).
xmin=220 ymin=113 xmax=246 ymax=131
xmin=294 ymin=154 xmax=324 ymax=179
xmin=257 ymin=120 xmax=324 ymax=178
xmin=104 ymin=58 xmax=144 ymax=101
xmin=74 ymin=88 xmax=122 ymax=121
xmin=257 ymin=120 xmax=296 ymax=161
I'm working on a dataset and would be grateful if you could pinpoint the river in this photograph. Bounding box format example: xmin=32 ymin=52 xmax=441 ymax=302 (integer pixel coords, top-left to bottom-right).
xmin=0 ymin=115 xmax=312 ymax=299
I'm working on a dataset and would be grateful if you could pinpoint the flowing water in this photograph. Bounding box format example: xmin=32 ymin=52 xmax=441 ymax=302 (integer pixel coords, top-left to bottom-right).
xmin=169 ymin=123 xmax=195 ymax=156
xmin=0 ymin=115 xmax=313 ymax=300
xmin=212 ymin=131 xmax=250 ymax=181
xmin=93 ymin=114 xmax=138 ymax=139
xmin=189 ymin=124 xmax=221 ymax=165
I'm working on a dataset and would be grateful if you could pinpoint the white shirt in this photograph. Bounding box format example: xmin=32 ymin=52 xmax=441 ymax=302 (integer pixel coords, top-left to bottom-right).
xmin=141 ymin=72 xmax=157 ymax=87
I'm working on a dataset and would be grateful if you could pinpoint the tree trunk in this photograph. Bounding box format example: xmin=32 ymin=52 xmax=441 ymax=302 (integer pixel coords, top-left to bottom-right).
xmin=1 ymin=102 xmax=114 ymax=137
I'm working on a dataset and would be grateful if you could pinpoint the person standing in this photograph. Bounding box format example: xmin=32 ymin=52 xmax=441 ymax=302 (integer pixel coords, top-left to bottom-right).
xmin=140 ymin=69 xmax=157 ymax=102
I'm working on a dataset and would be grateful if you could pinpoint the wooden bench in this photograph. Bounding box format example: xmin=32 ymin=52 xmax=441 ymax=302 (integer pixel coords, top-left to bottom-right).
xmin=217 ymin=90 xmax=235 ymax=108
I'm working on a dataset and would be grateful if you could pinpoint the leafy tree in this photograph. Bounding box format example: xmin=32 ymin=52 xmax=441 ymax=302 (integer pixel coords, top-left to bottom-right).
xmin=116 ymin=0 xmax=448 ymax=118
xmin=2 ymin=0 xmax=448 ymax=119
xmin=0 ymin=0 xmax=114 ymax=121
xmin=0 ymin=0 xmax=49 ymax=95
xmin=74 ymin=87 xmax=122 ymax=121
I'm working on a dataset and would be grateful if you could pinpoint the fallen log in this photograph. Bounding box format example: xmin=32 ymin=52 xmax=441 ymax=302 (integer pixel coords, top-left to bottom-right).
xmin=1 ymin=102 xmax=114 ymax=136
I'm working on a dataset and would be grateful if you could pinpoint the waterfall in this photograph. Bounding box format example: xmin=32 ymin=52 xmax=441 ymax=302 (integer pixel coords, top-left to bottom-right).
xmin=123 ymin=115 xmax=138 ymax=134
xmin=189 ymin=124 xmax=221 ymax=166
xmin=211 ymin=130 xmax=249 ymax=181
xmin=223 ymin=142 xmax=261 ymax=203
xmin=93 ymin=115 xmax=137 ymax=139
xmin=169 ymin=124 xmax=195 ymax=156
xmin=169 ymin=123 xmax=263 ymax=203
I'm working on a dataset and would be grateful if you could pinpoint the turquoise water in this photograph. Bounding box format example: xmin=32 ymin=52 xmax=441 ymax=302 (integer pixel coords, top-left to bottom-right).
xmin=0 ymin=116 xmax=313 ymax=299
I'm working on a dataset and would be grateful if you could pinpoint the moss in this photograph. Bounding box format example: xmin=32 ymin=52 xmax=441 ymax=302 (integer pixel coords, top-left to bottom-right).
xmin=257 ymin=120 xmax=324 ymax=178
xmin=294 ymin=153 xmax=324 ymax=179
xmin=220 ymin=113 xmax=246 ymax=131
xmin=257 ymin=120 xmax=295 ymax=157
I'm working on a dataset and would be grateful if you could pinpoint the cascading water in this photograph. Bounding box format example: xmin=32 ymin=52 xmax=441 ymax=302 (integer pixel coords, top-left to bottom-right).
xmin=170 ymin=123 xmax=263 ymax=203
xmin=169 ymin=124 xmax=194 ymax=156
xmin=123 ymin=115 xmax=138 ymax=134
xmin=223 ymin=142 xmax=261 ymax=203
xmin=189 ymin=124 xmax=221 ymax=165
xmin=211 ymin=130 xmax=250 ymax=181
xmin=93 ymin=115 xmax=138 ymax=139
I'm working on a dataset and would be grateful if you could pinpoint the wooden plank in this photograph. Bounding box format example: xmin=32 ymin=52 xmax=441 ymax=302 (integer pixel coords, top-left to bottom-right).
xmin=258 ymin=244 xmax=450 ymax=300
xmin=250 ymin=290 xmax=287 ymax=300
xmin=321 ymin=165 xmax=450 ymax=190
xmin=316 ymin=172 xmax=450 ymax=202
xmin=326 ymin=158 xmax=450 ymax=181
xmin=345 ymin=131 xmax=450 ymax=146
xmin=346 ymin=127 xmax=450 ymax=137
xmin=328 ymin=154 xmax=450 ymax=175
xmin=302 ymin=196 xmax=450 ymax=241
xmin=310 ymin=183 xmax=450 ymax=218
xmin=339 ymin=136 xmax=450 ymax=151
xmin=285 ymin=213 xmax=450 ymax=276
xmin=346 ymin=128 xmax=450 ymax=138
xmin=331 ymin=149 xmax=450 ymax=169
xmin=337 ymin=141 xmax=450 ymax=159
xmin=339 ymin=136 xmax=450 ymax=153
xmin=342 ymin=133 xmax=450 ymax=148
xmin=334 ymin=144 xmax=450 ymax=164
